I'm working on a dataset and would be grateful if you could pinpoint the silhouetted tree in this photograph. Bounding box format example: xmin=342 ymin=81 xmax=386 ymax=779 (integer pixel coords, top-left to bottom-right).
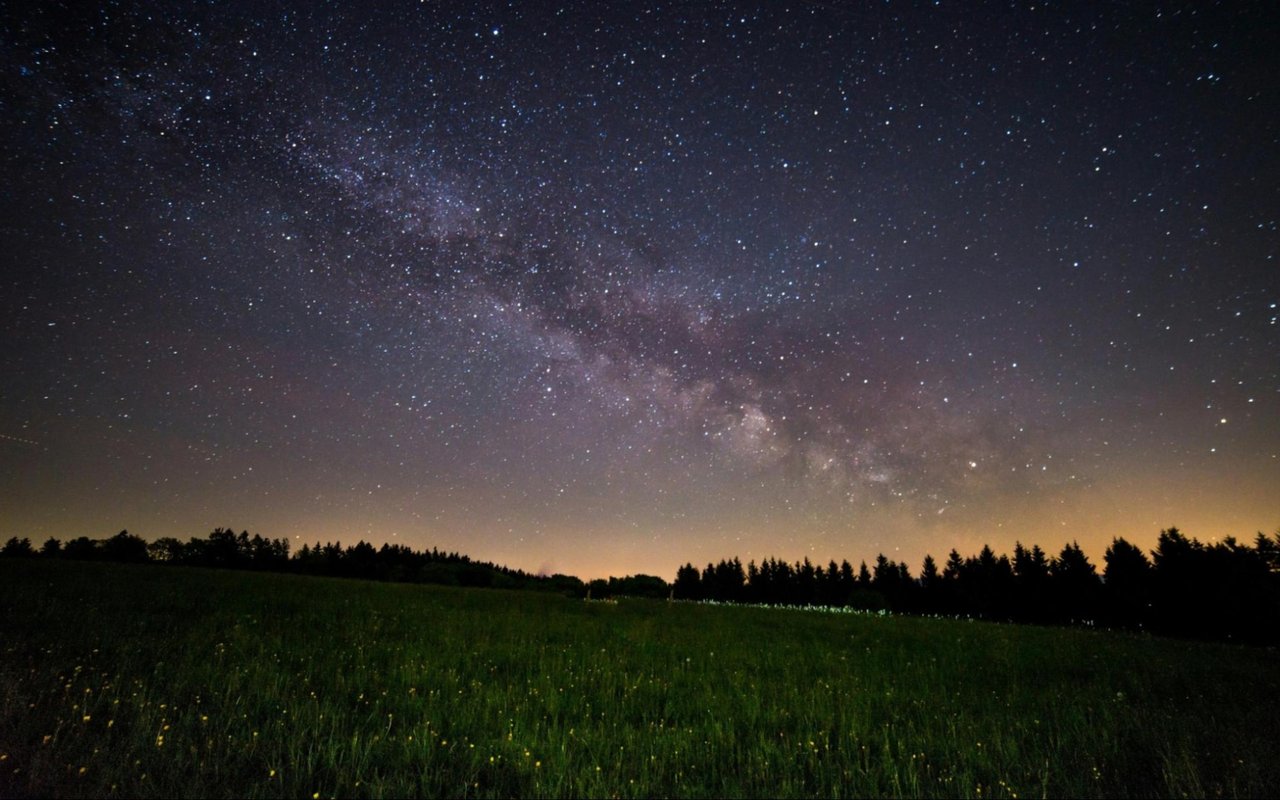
xmin=703 ymin=558 xmax=745 ymax=602
xmin=346 ymin=540 xmax=379 ymax=579
xmin=102 ymin=530 xmax=148 ymax=563
xmin=820 ymin=559 xmax=843 ymax=605
xmin=1200 ymin=536 xmax=1275 ymax=643
xmin=63 ymin=536 xmax=98 ymax=560
xmin=872 ymin=554 xmax=912 ymax=608
xmin=147 ymin=537 xmax=185 ymax=562
xmin=1013 ymin=542 xmax=1051 ymax=622
xmin=204 ymin=528 xmax=244 ymax=567
xmin=2 ymin=537 xmax=33 ymax=557
xmin=939 ymin=549 xmax=965 ymax=615
xmin=796 ymin=558 xmax=818 ymax=605
xmin=918 ymin=554 xmax=941 ymax=612
xmin=1049 ymin=541 xmax=1101 ymax=623
xmin=744 ymin=560 xmax=762 ymax=603
xmin=1150 ymin=527 xmax=1204 ymax=636
xmin=838 ymin=560 xmax=856 ymax=603
xmin=248 ymin=533 xmax=289 ymax=570
xmin=608 ymin=574 xmax=669 ymax=599
xmin=1254 ymin=531 xmax=1280 ymax=575
xmin=1103 ymin=537 xmax=1151 ymax=629
xmin=586 ymin=578 xmax=608 ymax=598
xmin=962 ymin=545 xmax=1014 ymax=619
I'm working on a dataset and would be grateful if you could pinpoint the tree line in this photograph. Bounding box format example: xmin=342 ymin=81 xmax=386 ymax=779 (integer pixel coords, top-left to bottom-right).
xmin=4 ymin=525 xmax=1277 ymax=644
xmin=674 ymin=528 xmax=1280 ymax=644
xmin=0 ymin=528 xmax=586 ymax=596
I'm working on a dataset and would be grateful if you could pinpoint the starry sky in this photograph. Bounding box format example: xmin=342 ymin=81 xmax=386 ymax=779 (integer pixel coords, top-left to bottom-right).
xmin=2 ymin=1 xmax=1277 ymax=580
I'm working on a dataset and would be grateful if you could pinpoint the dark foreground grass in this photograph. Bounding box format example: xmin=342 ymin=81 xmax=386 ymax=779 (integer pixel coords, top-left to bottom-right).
xmin=1 ymin=560 xmax=1277 ymax=798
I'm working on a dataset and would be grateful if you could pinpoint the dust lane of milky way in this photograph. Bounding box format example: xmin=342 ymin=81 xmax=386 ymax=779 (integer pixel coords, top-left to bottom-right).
xmin=1 ymin=1 xmax=1276 ymax=579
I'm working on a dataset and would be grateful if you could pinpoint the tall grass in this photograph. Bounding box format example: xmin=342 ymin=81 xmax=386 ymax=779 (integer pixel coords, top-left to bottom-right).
xmin=2 ymin=559 xmax=1276 ymax=798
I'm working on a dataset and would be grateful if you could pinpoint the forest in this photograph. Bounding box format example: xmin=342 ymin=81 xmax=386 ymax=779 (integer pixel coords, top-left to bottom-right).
xmin=673 ymin=529 xmax=1280 ymax=644
xmin=1 ymin=528 xmax=586 ymax=595
xmin=4 ymin=526 xmax=1278 ymax=644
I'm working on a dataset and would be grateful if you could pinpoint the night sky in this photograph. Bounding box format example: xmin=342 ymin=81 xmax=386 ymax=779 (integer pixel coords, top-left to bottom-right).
xmin=2 ymin=1 xmax=1277 ymax=580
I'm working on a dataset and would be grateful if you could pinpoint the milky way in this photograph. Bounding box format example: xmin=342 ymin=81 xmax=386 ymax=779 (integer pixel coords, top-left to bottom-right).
xmin=2 ymin=2 xmax=1277 ymax=578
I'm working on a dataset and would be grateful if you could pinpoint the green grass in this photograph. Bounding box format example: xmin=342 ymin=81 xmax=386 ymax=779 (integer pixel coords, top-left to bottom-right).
xmin=1 ymin=559 xmax=1277 ymax=798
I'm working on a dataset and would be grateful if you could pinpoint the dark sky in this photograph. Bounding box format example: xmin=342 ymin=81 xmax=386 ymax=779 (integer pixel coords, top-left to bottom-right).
xmin=2 ymin=1 xmax=1276 ymax=579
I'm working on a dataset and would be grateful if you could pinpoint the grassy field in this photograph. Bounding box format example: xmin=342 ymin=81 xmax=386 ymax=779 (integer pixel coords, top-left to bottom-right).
xmin=1 ymin=559 xmax=1277 ymax=798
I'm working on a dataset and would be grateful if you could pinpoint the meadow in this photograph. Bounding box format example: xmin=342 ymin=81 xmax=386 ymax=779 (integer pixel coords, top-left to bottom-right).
xmin=1 ymin=559 xmax=1277 ymax=798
